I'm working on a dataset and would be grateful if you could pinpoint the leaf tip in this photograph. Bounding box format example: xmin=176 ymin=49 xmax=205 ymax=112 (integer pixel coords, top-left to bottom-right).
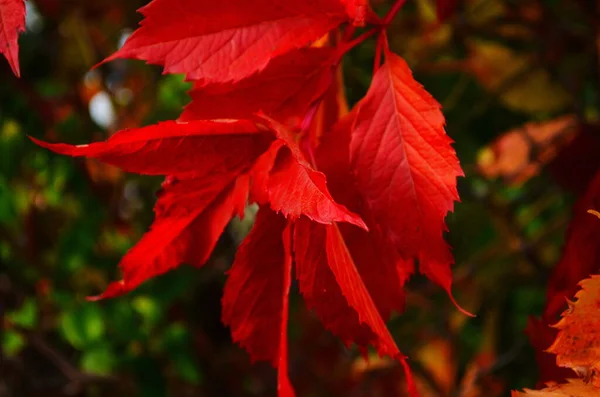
xmin=587 ymin=209 xmax=600 ymax=219
xmin=446 ymin=289 xmax=476 ymax=318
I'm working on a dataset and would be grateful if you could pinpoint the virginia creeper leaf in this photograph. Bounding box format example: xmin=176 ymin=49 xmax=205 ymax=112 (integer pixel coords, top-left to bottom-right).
xmin=180 ymin=47 xmax=338 ymax=128
xmin=30 ymin=120 xmax=273 ymax=178
xmin=547 ymin=275 xmax=600 ymax=385
xmin=316 ymin=112 xmax=411 ymax=320
xmin=350 ymin=47 xmax=463 ymax=302
xmin=103 ymin=0 xmax=347 ymax=82
xmin=89 ymin=173 xmax=250 ymax=300
xmin=294 ymin=217 xmax=377 ymax=349
xmin=259 ymin=115 xmax=367 ymax=229
xmin=294 ymin=219 xmax=418 ymax=396
xmin=221 ymin=208 xmax=294 ymax=397
xmin=0 ymin=0 xmax=25 ymax=77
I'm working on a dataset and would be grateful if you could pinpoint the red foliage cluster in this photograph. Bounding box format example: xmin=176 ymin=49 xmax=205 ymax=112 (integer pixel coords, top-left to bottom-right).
xmin=7 ymin=0 xmax=465 ymax=395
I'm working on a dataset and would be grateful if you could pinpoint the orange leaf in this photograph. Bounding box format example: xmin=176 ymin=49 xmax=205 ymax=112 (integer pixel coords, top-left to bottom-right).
xmin=512 ymin=379 xmax=600 ymax=396
xmin=547 ymin=275 xmax=600 ymax=386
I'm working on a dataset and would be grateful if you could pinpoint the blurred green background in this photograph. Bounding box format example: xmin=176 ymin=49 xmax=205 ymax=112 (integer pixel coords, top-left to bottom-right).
xmin=2 ymin=0 xmax=599 ymax=396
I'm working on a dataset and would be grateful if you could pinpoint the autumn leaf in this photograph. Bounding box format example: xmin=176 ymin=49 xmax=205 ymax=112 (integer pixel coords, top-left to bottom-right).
xmin=102 ymin=0 xmax=348 ymax=82
xmin=476 ymin=115 xmax=578 ymax=186
xmin=29 ymin=1 xmax=474 ymax=395
xmin=0 ymin=0 xmax=26 ymax=77
xmin=350 ymin=41 xmax=464 ymax=305
xmin=90 ymin=173 xmax=250 ymax=300
xmin=547 ymin=275 xmax=600 ymax=386
xmin=32 ymin=116 xmax=366 ymax=299
xmin=307 ymin=44 xmax=349 ymax=147
xmin=516 ymin=275 xmax=600 ymax=395
xmin=180 ymin=47 xmax=339 ymax=128
xmin=294 ymin=218 xmax=418 ymax=397
xmin=30 ymin=120 xmax=274 ymax=178
xmin=222 ymin=208 xmax=294 ymax=397
xmin=258 ymin=114 xmax=367 ymax=229
xmin=315 ymin=110 xmax=412 ymax=323
xmin=513 ymin=379 xmax=600 ymax=397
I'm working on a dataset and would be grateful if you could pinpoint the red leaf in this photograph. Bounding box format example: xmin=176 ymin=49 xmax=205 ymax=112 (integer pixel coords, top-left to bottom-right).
xmin=222 ymin=208 xmax=294 ymax=397
xmin=103 ymin=0 xmax=347 ymax=82
xmin=259 ymin=115 xmax=367 ymax=229
xmin=339 ymin=0 xmax=368 ymax=26
xmin=180 ymin=47 xmax=338 ymax=127
xmin=0 ymin=0 xmax=26 ymax=77
xmin=315 ymin=112 xmax=412 ymax=321
xmin=267 ymin=148 xmax=365 ymax=228
xmin=294 ymin=218 xmax=418 ymax=397
xmin=294 ymin=217 xmax=375 ymax=348
xmin=30 ymin=120 xmax=273 ymax=178
xmin=89 ymin=173 xmax=250 ymax=300
xmin=250 ymin=140 xmax=285 ymax=205
xmin=350 ymin=48 xmax=464 ymax=303
xmin=307 ymin=46 xmax=349 ymax=148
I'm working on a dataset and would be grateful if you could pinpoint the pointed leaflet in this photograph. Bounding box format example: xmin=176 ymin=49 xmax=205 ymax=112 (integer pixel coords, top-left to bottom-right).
xmin=103 ymin=0 xmax=347 ymax=82
xmin=294 ymin=219 xmax=418 ymax=396
xmin=350 ymin=48 xmax=463 ymax=298
xmin=294 ymin=218 xmax=376 ymax=348
xmin=314 ymin=111 xmax=411 ymax=321
xmin=31 ymin=120 xmax=273 ymax=178
xmin=0 ymin=0 xmax=25 ymax=76
xmin=515 ymin=277 xmax=600 ymax=395
xmin=547 ymin=275 xmax=600 ymax=385
xmin=180 ymin=47 xmax=338 ymax=128
xmin=89 ymin=173 xmax=250 ymax=300
xmin=222 ymin=208 xmax=294 ymax=397
xmin=258 ymin=115 xmax=366 ymax=229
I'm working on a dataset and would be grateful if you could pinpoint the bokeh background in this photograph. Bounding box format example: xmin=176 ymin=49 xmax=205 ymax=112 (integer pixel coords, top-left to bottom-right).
xmin=2 ymin=0 xmax=599 ymax=396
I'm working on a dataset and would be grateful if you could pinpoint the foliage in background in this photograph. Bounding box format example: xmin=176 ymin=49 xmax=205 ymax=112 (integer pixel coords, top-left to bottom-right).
xmin=2 ymin=0 xmax=600 ymax=396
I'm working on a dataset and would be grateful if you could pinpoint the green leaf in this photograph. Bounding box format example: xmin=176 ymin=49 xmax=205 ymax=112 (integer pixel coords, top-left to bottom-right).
xmin=81 ymin=344 xmax=116 ymax=375
xmin=132 ymin=296 xmax=162 ymax=327
xmin=2 ymin=330 xmax=25 ymax=357
xmin=8 ymin=298 xmax=38 ymax=329
xmin=173 ymin=354 xmax=202 ymax=385
xmin=59 ymin=304 xmax=105 ymax=348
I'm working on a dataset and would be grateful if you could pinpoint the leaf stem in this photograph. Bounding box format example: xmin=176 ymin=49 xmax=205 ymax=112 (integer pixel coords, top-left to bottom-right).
xmin=373 ymin=31 xmax=385 ymax=73
xmin=382 ymin=0 xmax=408 ymax=26
xmin=339 ymin=27 xmax=378 ymax=55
